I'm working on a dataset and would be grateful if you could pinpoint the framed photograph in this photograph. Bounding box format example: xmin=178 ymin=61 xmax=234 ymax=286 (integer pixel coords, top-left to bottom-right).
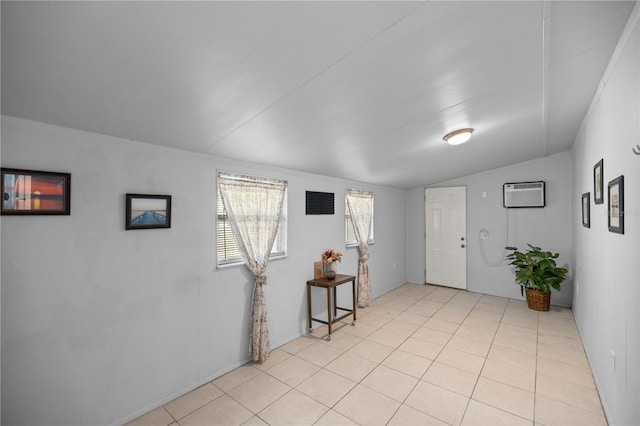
xmin=608 ymin=175 xmax=624 ymax=234
xmin=593 ymin=159 xmax=604 ymax=204
xmin=582 ymin=192 xmax=590 ymax=228
xmin=126 ymin=193 xmax=171 ymax=230
xmin=1 ymin=168 xmax=71 ymax=215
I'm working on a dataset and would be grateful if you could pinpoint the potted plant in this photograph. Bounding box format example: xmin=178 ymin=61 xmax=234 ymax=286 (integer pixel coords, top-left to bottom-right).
xmin=506 ymin=244 xmax=568 ymax=311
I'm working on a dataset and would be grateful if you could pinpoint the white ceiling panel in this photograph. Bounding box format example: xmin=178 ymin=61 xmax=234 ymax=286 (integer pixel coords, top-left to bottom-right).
xmin=1 ymin=1 xmax=635 ymax=188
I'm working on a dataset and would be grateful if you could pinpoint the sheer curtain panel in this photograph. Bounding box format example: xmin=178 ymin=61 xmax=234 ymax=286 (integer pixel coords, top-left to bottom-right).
xmin=346 ymin=189 xmax=373 ymax=307
xmin=218 ymin=172 xmax=287 ymax=362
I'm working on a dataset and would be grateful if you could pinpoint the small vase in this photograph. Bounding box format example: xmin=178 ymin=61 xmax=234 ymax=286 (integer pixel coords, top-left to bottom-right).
xmin=324 ymin=262 xmax=337 ymax=280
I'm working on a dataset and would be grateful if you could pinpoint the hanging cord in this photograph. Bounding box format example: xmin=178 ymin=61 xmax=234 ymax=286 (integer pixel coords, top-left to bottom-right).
xmin=479 ymin=208 xmax=511 ymax=267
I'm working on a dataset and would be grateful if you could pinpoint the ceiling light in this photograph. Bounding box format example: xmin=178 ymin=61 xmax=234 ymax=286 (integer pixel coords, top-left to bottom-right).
xmin=443 ymin=128 xmax=474 ymax=145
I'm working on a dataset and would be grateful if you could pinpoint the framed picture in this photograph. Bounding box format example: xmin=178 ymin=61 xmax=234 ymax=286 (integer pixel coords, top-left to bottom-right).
xmin=582 ymin=192 xmax=590 ymax=228
xmin=608 ymin=175 xmax=624 ymax=234
xmin=126 ymin=193 xmax=171 ymax=230
xmin=1 ymin=168 xmax=71 ymax=215
xmin=593 ymin=159 xmax=604 ymax=204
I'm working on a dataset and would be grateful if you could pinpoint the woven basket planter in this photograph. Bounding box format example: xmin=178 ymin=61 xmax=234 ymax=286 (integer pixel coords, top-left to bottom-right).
xmin=526 ymin=289 xmax=551 ymax=311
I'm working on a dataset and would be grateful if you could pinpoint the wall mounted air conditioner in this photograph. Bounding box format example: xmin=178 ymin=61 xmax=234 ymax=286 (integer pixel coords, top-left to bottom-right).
xmin=503 ymin=181 xmax=545 ymax=208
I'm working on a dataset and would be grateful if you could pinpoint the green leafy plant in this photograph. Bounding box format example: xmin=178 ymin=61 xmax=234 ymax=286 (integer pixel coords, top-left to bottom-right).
xmin=506 ymin=244 xmax=568 ymax=296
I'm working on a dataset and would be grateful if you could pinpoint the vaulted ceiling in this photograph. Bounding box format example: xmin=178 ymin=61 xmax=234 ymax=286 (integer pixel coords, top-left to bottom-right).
xmin=1 ymin=1 xmax=635 ymax=189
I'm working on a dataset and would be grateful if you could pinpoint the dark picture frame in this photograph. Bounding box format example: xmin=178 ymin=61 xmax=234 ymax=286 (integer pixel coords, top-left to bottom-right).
xmin=1 ymin=167 xmax=71 ymax=215
xmin=593 ymin=159 xmax=604 ymax=204
xmin=582 ymin=192 xmax=590 ymax=228
xmin=126 ymin=193 xmax=171 ymax=230
xmin=607 ymin=175 xmax=624 ymax=234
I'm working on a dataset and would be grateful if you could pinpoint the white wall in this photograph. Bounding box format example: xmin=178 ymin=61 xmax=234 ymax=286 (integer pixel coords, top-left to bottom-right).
xmin=407 ymin=152 xmax=574 ymax=307
xmin=0 ymin=116 xmax=408 ymax=426
xmin=571 ymin=5 xmax=639 ymax=425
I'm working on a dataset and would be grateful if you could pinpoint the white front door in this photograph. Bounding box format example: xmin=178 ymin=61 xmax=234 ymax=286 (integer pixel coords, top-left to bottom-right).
xmin=425 ymin=186 xmax=467 ymax=289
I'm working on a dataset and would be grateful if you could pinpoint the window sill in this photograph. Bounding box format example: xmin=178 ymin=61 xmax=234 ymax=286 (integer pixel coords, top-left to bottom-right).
xmin=216 ymin=254 xmax=288 ymax=269
xmin=345 ymin=241 xmax=375 ymax=248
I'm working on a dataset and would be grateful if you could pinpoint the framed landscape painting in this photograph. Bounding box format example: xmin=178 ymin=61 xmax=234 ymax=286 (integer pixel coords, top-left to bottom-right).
xmin=1 ymin=168 xmax=71 ymax=215
xmin=126 ymin=194 xmax=171 ymax=230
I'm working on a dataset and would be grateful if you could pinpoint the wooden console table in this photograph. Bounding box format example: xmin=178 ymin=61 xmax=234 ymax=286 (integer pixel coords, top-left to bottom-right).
xmin=306 ymin=274 xmax=356 ymax=341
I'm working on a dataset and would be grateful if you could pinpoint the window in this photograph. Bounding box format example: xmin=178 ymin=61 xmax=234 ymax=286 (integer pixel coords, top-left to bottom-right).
xmin=345 ymin=190 xmax=374 ymax=247
xmin=216 ymin=174 xmax=288 ymax=267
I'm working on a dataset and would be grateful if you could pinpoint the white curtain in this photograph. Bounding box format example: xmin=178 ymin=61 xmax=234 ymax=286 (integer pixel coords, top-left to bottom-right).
xmin=218 ymin=172 xmax=287 ymax=363
xmin=346 ymin=189 xmax=373 ymax=307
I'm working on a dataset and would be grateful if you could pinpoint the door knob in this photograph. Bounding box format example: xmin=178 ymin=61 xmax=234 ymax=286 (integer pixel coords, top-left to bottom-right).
xmin=461 ymin=244 xmax=466 ymax=248
xmin=461 ymin=237 xmax=465 ymax=241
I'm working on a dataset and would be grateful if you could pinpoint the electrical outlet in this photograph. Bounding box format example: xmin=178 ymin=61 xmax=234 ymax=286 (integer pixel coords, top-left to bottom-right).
xmin=611 ymin=350 xmax=616 ymax=372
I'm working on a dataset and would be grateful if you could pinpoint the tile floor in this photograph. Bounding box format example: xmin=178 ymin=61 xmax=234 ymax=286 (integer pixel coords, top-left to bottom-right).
xmin=128 ymin=284 xmax=607 ymax=426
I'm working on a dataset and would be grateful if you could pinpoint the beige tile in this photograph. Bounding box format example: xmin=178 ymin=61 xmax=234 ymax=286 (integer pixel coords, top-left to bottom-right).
xmin=164 ymin=383 xmax=223 ymax=420
xmin=213 ymin=365 xmax=262 ymax=392
xmin=382 ymin=319 xmax=421 ymax=336
xmin=361 ymin=365 xmax=419 ymax=402
xmin=326 ymin=351 xmax=378 ymax=382
xmin=338 ymin=320 xmax=377 ymax=338
xmin=455 ymin=324 xmax=496 ymax=342
xmin=496 ymin=323 xmax=538 ymax=341
xmin=492 ymin=332 xmax=537 ymax=355
xmin=538 ymin=321 xmax=581 ymax=339
xmin=381 ymin=300 xmax=412 ymax=311
xmin=252 ymin=348 xmax=291 ymax=371
xmin=279 ymin=336 xmax=315 ymax=355
xmin=501 ymin=313 xmax=538 ymax=331
xmin=472 ymin=376 xmax=534 ymax=420
xmin=406 ymin=304 xmax=439 ymax=317
xmin=534 ymin=395 xmax=608 ymax=426
xmin=319 ymin=329 xmax=363 ymax=351
xmin=446 ymin=334 xmax=491 ymax=357
xmin=537 ymin=341 xmax=589 ymax=368
xmin=296 ymin=368 xmax=356 ymax=407
xmin=487 ymin=344 xmax=536 ymax=371
xmin=333 ymin=384 xmax=401 ymax=425
xmin=348 ymin=339 xmax=394 ymax=363
xmin=179 ymin=395 xmax=253 ymax=426
xmin=388 ymin=405 xmax=448 ymax=425
xmin=432 ymin=309 xmax=468 ymax=324
xmin=537 ymin=356 xmax=595 ymax=388
xmin=227 ymin=373 xmax=290 ymax=413
xmin=314 ymin=409 xmax=358 ymax=425
xmin=363 ymin=309 xmax=400 ymax=322
xmin=241 ymin=415 xmax=268 ymax=425
xmin=467 ymin=309 xmax=504 ymax=323
xmin=536 ymin=373 xmax=604 ymax=415
xmin=265 ymin=355 xmax=320 ymax=387
xmin=462 ymin=316 xmax=501 ymax=332
xmin=423 ymin=317 xmax=460 ymax=333
xmin=461 ymin=400 xmax=532 ymax=426
xmin=296 ymin=342 xmax=344 ymax=367
xmin=538 ymin=333 xmax=584 ymax=351
xmin=412 ymin=327 xmax=453 ymax=345
xmin=423 ymin=361 xmax=479 ymax=397
xmin=478 ymin=295 xmax=509 ymax=306
xmin=405 ymin=381 xmax=469 ymax=425
xmin=356 ymin=308 xmax=391 ymax=328
xmin=436 ymin=347 xmax=486 ymax=375
xmin=366 ymin=327 xmax=408 ymax=348
xmin=481 ymin=358 xmax=535 ymax=392
xmin=473 ymin=301 xmax=507 ymax=314
xmin=382 ymin=349 xmax=433 ymax=378
xmin=415 ymin=299 xmax=446 ymax=310
xmin=126 ymin=406 xmax=174 ymax=426
xmin=258 ymin=389 xmax=328 ymax=425
xmin=395 ymin=311 xmax=430 ymax=325
xmin=398 ymin=337 xmax=445 ymax=360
